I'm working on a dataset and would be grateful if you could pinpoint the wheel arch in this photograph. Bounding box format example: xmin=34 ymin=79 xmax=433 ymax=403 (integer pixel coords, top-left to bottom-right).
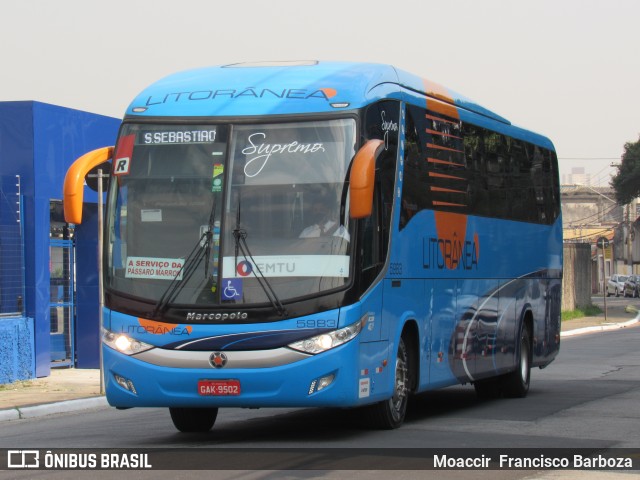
xmin=397 ymin=318 xmax=420 ymax=393
xmin=519 ymin=308 xmax=534 ymax=362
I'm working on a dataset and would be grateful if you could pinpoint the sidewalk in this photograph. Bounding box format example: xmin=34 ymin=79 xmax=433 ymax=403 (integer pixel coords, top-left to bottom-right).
xmin=1 ymin=304 xmax=638 ymax=422
xmin=0 ymin=368 xmax=106 ymax=422
xmin=560 ymin=301 xmax=639 ymax=337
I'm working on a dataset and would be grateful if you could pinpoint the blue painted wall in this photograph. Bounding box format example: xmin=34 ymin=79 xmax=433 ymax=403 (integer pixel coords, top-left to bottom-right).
xmin=0 ymin=101 xmax=120 ymax=377
xmin=0 ymin=317 xmax=34 ymax=384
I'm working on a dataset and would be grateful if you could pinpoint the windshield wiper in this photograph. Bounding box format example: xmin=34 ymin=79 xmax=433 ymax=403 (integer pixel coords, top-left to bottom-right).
xmin=151 ymin=197 xmax=217 ymax=319
xmin=232 ymin=201 xmax=288 ymax=317
xmin=150 ymin=231 xmax=209 ymax=319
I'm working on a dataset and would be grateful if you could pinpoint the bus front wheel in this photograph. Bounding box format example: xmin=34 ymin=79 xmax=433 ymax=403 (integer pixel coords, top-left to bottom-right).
xmin=362 ymin=337 xmax=410 ymax=429
xmin=169 ymin=407 xmax=218 ymax=432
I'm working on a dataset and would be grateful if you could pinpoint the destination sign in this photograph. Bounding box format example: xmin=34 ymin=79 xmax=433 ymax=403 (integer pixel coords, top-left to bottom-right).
xmin=140 ymin=130 xmax=217 ymax=145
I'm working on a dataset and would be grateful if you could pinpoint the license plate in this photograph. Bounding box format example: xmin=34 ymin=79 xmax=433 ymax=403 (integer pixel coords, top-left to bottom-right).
xmin=198 ymin=379 xmax=241 ymax=396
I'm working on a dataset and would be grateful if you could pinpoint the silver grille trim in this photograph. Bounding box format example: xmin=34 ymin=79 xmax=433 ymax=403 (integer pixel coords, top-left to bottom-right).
xmin=133 ymin=347 xmax=310 ymax=369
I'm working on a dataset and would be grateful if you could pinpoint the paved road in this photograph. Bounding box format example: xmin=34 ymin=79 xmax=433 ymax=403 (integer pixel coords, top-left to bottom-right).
xmin=1 ymin=322 xmax=639 ymax=479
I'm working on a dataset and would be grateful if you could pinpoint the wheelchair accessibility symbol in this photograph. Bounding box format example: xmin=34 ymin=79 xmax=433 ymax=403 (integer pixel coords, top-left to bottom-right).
xmin=222 ymin=278 xmax=242 ymax=300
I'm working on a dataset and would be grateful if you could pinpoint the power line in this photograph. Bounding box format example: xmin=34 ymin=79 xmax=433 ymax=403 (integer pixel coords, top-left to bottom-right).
xmin=563 ymin=203 xmax=622 ymax=226
xmin=558 ymin=157 xmax=619 ymax=160
xmin=565 ymin=227 xmax=614 ymax=242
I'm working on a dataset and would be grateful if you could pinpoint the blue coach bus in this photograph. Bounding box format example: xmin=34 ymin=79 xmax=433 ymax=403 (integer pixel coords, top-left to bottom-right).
xmin=64 ymin=61 xmax=562 ymax=431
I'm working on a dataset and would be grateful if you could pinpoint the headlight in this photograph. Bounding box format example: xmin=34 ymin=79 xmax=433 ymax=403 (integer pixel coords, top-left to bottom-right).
xmin=102 ymin=328 xmax=154 ymax=355
xmin=288 ymin=318 xmax=364 ymax=354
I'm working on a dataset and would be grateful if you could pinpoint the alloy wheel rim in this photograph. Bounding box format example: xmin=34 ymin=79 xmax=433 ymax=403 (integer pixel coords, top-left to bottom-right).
xmin=391 ymin=352 xmax=408 ymax=419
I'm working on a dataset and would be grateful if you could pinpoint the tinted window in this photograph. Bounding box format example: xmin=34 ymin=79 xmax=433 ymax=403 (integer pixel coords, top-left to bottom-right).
xmin=401 ymin=104 xmax=560 ymax=227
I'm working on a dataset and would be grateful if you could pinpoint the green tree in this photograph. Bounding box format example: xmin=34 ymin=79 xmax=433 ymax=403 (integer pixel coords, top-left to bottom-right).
xmin=611 ymin=135 xmax=640 ymax=205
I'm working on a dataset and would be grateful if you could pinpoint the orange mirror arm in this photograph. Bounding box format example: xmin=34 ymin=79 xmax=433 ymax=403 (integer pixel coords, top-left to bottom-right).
xmin=63 ymin=147 xmax=114 ymax=224
xmin=350 ymin=139 xmax=384 ymax=219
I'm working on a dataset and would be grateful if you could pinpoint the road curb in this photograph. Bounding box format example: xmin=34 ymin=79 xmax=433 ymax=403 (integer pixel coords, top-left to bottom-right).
xmin=561 ymin=317 xmax=640 ymax=338
xmin=0 ymin=396 xmax=108 ymax=422
xmin=0 ymin=408 xmax=20 ymax=422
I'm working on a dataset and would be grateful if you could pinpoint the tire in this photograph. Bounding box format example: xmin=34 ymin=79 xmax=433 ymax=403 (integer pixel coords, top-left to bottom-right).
xmin=500 ymin=325 xmax=531 ymax=398
xmin=362 ymin=337 xmax=410 ymax=429
xmin=169 ymin=407 xmax=218 ymax=432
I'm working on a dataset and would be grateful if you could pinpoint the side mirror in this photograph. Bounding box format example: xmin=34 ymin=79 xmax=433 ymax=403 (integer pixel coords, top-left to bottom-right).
xmin=63 ymin=147 xmax=113 ymax=224
xmin=349 ymin=139 xmax=384 ymax=219
xmin=85 ymin=161 xmax=112 ymax=192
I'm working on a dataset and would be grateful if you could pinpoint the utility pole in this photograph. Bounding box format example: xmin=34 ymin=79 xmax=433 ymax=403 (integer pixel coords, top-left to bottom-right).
xmin=598 ymin=236 xmax=609 ymax=323
xmin=626 ymin=203 xmax=632 ymax=273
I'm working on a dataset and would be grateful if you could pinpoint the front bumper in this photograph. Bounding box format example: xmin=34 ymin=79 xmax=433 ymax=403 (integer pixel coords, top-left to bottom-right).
xmin=103 ymin=338 xmax=390 ymax=409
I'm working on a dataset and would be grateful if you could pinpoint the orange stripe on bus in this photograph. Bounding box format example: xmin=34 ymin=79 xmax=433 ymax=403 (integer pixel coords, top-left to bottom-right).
xmin=425 ymin=113 xmax=459 ymax=126
xmin=426 ymin=129 xmax=462 ymax=140
xmin=431 ymin=186 xmax=467 ymax=194
xmin=423 ymin=79 xmax=456 ymax=104
xmin=433 ymin=201 xmax=467 ymax=207
xmin=138 ymin=318 xmax=193 ymax=335
xmin=426 ymin=143 xmax=464 ymax=154
xmin=427 ymin=157 xmax=465 ymax=168
xmin=423 ymin=79 xmax=460 ymax=120
xmin=429 ymin=172 xmax=466 ymax=181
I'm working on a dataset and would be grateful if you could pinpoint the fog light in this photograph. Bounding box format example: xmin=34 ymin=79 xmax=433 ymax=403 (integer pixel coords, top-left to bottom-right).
xmin=308 ymin=373 xmax=335 ymax=394
xmin=308 ymin=380 xmax=317 ymax=395
xmin=316 ymin=374 xmax=335 ymax=392
xmin=114 ymin=374 xmax=137 ymax=395
xmin=126 ymin=380 xmax=138 ymax=395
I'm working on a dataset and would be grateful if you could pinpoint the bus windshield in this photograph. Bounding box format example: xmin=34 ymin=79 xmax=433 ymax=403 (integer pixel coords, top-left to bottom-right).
xmin=106 ymin=118 xmax=357 ymax=309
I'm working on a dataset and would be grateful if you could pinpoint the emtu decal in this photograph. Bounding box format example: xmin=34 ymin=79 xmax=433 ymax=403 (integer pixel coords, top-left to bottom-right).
xmin=236 ymin=260 xmax=253 ymax=277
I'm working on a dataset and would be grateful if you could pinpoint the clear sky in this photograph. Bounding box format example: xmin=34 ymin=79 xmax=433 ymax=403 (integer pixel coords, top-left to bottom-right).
xmin=3 ymin=0 xmax=639 ymax=185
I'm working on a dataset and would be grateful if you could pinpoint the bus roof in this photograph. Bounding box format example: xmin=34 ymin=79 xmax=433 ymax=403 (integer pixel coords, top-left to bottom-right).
xmin=125 ymin=61 xmax=511 ymax=124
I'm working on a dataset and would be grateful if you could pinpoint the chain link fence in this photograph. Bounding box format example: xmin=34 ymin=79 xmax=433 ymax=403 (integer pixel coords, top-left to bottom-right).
xmin=0 ymin=175 xmax=25 ymax=317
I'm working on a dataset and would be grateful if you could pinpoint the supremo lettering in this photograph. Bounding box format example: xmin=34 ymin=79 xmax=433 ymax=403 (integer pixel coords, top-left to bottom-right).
xmin=381 ymin=110 xmax=398 ymax=150
xmin=142 ymin=130 xmax=216 ymax=144
xmin=423 ymin=236 xmax=479 ymax=270
xmin=242 ymin=132 xmax=325 ymax=177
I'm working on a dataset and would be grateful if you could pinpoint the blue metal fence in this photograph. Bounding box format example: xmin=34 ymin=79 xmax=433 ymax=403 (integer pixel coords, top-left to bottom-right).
xmin=49 ymin=238 xmax=75 ymax=366
xmin=0 ymin=175 xmax=33 ymax=384
xmin=0 ymin=175 xmax=25 ymax=317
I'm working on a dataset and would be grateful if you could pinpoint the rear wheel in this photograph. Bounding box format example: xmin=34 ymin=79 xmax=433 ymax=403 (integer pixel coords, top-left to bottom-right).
xmin=169 ymin=407 xmax=218 ymax=432
xmin=362 ymin=337 xmax=410 ymax=429
xmin=501 ymin=325 xmax=532 ymax=398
